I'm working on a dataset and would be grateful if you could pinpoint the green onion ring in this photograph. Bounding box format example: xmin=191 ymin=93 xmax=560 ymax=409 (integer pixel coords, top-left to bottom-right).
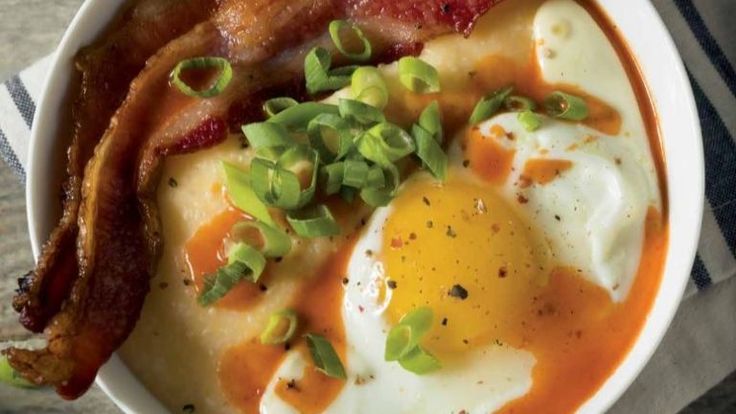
xmin=469 ymin=86 xmax=513 ymax=125
xmin=304 ymin=47 xmax=353 ymax=95
xmin=307 ymin=113 xmax=353 ymax=162
xmin=250 ymin=158 xmax=302 ymax=209
xmin=263 ymin=97 xmax=299 ymax=118
xmin=357 ymin=122 xmax=416 ymax=166
xmin=518 ymin=110 xmax=542 ymax=132
xmin=222 ymin=162 xmax=274 ymax=226
xmin=198 ymin=243 xmax=266 ymax=306
xmin=338 ymin=98 xmax=386 ymax=126
xmin=384 ymin=307 xmax=434 ymax=361
xmin=242 ymin=122 xmax=295 ymax=149
xmin=268 ymin=101 xmax=340 ymax=132
xmin=320 ymin=162 xmax=345 ymax=195
xmin=418 ymin=100 xmax=443 ymax=143
xmin=543 ymin=91 xmax=589 ymax=121
xmin=305 ymin=333 xmax=347 ymax=379
xmin=342 ymin=159 xmax=370 ymax=188
xmin=170 ymin=57 xmax=233 ymax=98
xmin=351 ymin=66 xmax=388 ymax=109
xmin=277 ymin=145 xmax=320 ymax=208
xmin=360 ymin=164 xmax=400 ymax=207
xmin=397 ymin=57 xmax=441 ymax=94
xmin=329 ymin=20 xmax=372 ymax=62
xmin=260 ymin=309 xmax=299 ymax=345
xmin=397 ymin=346 xmax=441 ymax=375
xmin=412 ymin=125 xmax=448 ymax=181
xmin=286 ymin=204 xmax=341 ymax=238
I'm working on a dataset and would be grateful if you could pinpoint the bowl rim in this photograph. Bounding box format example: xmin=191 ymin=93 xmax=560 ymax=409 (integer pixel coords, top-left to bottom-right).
xmin=25 ymin=0 xmax=704 ymax=413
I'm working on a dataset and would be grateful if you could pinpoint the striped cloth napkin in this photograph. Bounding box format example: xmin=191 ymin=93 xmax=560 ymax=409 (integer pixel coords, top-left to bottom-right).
xmin=0 ymin=0 xmax=734 ymax=412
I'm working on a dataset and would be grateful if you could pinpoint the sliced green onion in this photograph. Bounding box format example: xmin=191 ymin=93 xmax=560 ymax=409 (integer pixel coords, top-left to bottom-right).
xmin=341 ymin=159 xmax=370 ymax=188
xmin=338 ymin=98 xmax=386 ymax=126
xmin=398 ymin=57 xmax=440 ymax=94
xmin=230 ymin=221 xmax=291 ymax=258
xmin=254 ymin=146 xmax=284 ymax=162
xmin=518 ymin=110 xmax=542 ymax=132
xmin=305 ymin=333 xmax=347 ymax=379
xmin=356 ymin=122 xmax=415 ymax=166
xmin=242 ymin=122 xmax=295 ymax=149
xmin=340 ymin=186 xmax=358 ymax=203
xmin=198 ymin=243 xmax=266 ymax=306
xmin=504 ymin=95 xmax=537 ymax=112
xmin=412 ymin=125 xmax=448 ymax=181
xmin=277 ymin=145 xmax=320 ymax=208
xmin=263 ymin=97 xmax=299 ymax=118
xmin=0 ymin=356 xmax=37 ymax=388
xmin=222 ymin=162 xmax=274 ymax=226
xmin=268 ymin=102 xmax=340 ymax=132
xmin=397 ymin=346 xmax=441 ymax=375
xmin=260 ymin=309 xmax=299 ymax=345
xmin=544 ymin=91 xmax=589 ymax=121
xmin=170 ymin=57 xmax=232 ymax=98
xmin=250 ymin=158 xmax=301 ymax=209
xmin=320 ymin=162 xmax=344 ymax=195
xmin=469 ymin=86 xmax=514 ymax=124
xmin=304 ymin=47 xmax=353 ymax=95
xmin=308 ymin=113 xmax=353 ymax=162
xmin=360 ymin=164 xmax=400 ymax=207
xmin=418 ymin=101 xmax=443 ymax=143
xmin=329 ymin=20 xmax=372 ymax=62
xmin=384 ymin=307 xmax=434 ymax=361
xmin=365 ymin=166 xmax=385 ymax=188
xmin=287 ymin=205 xmax=341 ymax=238
xmin=351 ymin=66 xmax=388 ymax=109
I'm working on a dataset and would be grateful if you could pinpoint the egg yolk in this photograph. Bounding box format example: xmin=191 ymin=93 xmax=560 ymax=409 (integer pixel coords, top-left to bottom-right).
xmin=381 ymin=170 xmax=550 ymax=356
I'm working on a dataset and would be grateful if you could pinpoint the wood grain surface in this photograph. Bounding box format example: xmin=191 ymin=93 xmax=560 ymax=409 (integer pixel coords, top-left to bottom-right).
xmin=0 ymin=1 xmax=733 ymax=413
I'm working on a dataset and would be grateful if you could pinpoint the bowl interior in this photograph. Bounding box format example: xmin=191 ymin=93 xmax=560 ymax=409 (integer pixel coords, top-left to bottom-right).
xmin=25 ymin=1 xmax=703 ymax=413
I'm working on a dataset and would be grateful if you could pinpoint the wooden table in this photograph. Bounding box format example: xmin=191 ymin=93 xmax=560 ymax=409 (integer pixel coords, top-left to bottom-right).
xmin=0 ymin=1 xmax=732 ymax=413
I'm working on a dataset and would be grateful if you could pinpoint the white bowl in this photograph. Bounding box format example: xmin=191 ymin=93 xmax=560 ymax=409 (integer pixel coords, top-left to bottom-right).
xmin=25 ymin=0 xmax=704 ymax=413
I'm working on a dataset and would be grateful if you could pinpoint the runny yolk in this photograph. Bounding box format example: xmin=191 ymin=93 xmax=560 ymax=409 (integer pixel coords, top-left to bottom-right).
xmin=382 ymin=171 xmax=550 ymax=356
xmin=184 ymin=208 xmax=266 ymax=311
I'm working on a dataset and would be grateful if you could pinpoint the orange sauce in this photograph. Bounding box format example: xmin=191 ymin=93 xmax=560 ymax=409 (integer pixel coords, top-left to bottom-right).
xmin=217 ymin=238 xmax=356 ymax=414
xmin=520 ymin=158 xmax=573 ymax=186
xmin=184 ymin=208 xmax=266 ymax=311
xmin=500 ymin=208 xmax=667 ymax=413
xmin=466 ymin=126 xmax=516 ymax=184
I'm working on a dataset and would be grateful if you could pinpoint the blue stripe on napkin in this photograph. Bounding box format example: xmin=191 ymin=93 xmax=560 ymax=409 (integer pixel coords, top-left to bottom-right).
xmin=5 ymin=75 xmax=36 ymax=129
xmin=0 ymin=128 xmax=25 ymax=181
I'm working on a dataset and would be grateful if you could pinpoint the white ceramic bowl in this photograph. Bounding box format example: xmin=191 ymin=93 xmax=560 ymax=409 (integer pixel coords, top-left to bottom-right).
xmin=25 ymin=1 xmax=704 ymax=413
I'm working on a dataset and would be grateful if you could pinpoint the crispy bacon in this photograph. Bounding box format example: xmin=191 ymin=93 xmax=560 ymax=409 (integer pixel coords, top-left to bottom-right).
xmin=5 ymin=0 xmax=499 ymax=399
xmin=13 ymin=0 xmax=216 ymax=333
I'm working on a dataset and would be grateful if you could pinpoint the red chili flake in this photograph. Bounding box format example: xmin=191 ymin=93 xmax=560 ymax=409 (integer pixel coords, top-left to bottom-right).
xmin=358 ymin=305 xmax=365 ymax=313
xmin=391 ymin=237 xmax=404 ymax=248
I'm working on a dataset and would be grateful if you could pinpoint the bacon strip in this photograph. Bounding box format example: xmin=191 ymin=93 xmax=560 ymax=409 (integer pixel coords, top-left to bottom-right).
xmin=13 ymin=0 xmax=216 ymax=333
xmin=6 ymin=0 xmax=499 ymax=399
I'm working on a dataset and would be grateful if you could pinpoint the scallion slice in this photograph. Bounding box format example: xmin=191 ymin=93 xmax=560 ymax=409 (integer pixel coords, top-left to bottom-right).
xmin=320 ymin=162 xmax=345 ymax=195
xmin=544 ymin=91 xmax=589 ymax=121
xmin=342 ymin=159 xmax=370 ymax=188
xmin=268 ymin=102 xmax=340 ymax=132
xmin=518 ymin=110 xmax=542 ymax=132
xmin=338 ymin=98 xmax=386 ymax=126
xmin=398 ymin=57 xmax=440 ymax=94
xmin=418 ymin=101 xmax=443 ymax=143
xmin=469 ymin=86 xmax=513 ymax=124
xmin=504 ymin=95 xmax=537 ymax=112
xmin=0 ymin=356 xmax=37 ymax=388
xmin=198 ymin=243 xmax=266 ymax=306
xmin=305 ymin=333 xmax=347 ymax=379
xmin=230 ymin=221 xmax=291 ymax=258
xmin=263 ymin=97 xmax=299 ymax=118
xmin=170 ymin=57 xmax=233 ymax=98
xmin=242 ymin=122 xmax=295 ymax=149
xmin=351 ymin=66 xmax=388 ymax=109
xmin=250 ymin=158 xmax=301 ymax=209
xmin=397 ymin=346 xmax=441 ymax=375
xmin=356 ymin=122 xmax=415 ymax=166
xmin=412 ymin=125 xmax=448 ymax=181
xmin=384 ymin=307 xmax=434 ymax=361
xmin=308 ymin=113 xmax=352 ymax=162
xmin=277 ymin=145 xmax=320 ymax=208
xmin=260 ymin=309 xmax=299 ymax=345
xmin=360 ymin=164 xmax=400 ymax=207
xmin=329 ymin=20 xmax=372 ymax=62
xmin=222 ymin=162 xmax=274 ymax=226
xmin=304 ymin=47 xmax=353 ymax=95
xmin=287 ymin=205 xmax=341 ymax=238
